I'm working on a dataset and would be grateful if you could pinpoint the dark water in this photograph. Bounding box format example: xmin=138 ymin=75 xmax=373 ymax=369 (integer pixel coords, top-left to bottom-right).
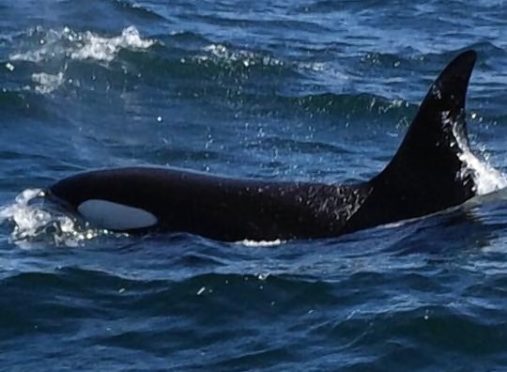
xmin=2 ymin=0 xmax=507 ymax=370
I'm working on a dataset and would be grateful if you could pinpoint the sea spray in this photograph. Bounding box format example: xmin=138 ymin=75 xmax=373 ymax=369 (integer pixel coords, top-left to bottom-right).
xmin=0 ymin=189 xmax=111 ymax=248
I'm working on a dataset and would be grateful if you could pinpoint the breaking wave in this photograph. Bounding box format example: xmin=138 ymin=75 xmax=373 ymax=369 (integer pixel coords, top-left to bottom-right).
xmin=31 ymin=72 xmax=65 ymax=94
xmin=6 ymin=26 xmax=154 ymax=96
xmin=10 ymin=25 xmax=154 ymax=64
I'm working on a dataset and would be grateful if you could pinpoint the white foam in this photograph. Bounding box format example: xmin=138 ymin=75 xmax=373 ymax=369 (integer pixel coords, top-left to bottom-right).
xmin=9 ymin=26 xmax=153 ymax=95
xmin=32 ymin=72 xmax=64 ymax=94
xmin=0 ymin=189 xmax=47 ymax=229
xmin=10 ymin=26 xmax=154 ymax=63
xmin=0 ymin=189 xmax=110 ymax=248
xmin=446 ymin=112 xmax=507 ymax=195
xmin=459 ymin=147 xmax=507 ymax=195
xmin=70 ymin=26 xmax=154 ymax=62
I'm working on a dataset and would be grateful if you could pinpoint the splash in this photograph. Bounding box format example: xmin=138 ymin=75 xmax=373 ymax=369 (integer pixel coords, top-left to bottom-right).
xmin=10 ymin=26 xmax=154 ymax=64
xmin=9 ymin=26 xmax=153 ymax=95
xmin=0 ymin=189 xmax=112 ymax=248
xmin=197 ymin=44 xmax=284 ymax=68
xmin=8 ymin=26 xmax=154 ymax=95
xmin=459 ymin=147 xmax=507 ymax=196
xmin=70 ymin=26 xmax=154 ymax=62
xmin=32 ymin=72 xmax=65 ymax=94
xmin=448 ymin=113 xmax=507 ymax=195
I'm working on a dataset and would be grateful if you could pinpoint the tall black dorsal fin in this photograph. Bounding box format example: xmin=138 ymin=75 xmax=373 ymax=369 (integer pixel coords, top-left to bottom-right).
xmin=345 ymin=50 xmax=478 ymax=232
xmin=384 ymin=50 xmax=477 ymax=168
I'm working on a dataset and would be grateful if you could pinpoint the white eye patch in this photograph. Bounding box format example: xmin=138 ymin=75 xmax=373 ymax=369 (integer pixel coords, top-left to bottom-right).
xmin=77 ymin=199 xmax=158 ymax=230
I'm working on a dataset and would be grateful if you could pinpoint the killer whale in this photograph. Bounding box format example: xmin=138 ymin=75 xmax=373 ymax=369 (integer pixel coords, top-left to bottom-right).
xmin=49 ymin=50 xmax=479 ymax=241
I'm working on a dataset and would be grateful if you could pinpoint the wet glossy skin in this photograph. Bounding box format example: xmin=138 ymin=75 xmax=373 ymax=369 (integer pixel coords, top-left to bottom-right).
xmin=50 ymin=51 xmax=478 ymax=241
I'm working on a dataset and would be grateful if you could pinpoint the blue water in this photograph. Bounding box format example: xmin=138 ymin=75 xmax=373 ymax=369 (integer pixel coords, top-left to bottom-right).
xmin=2 ymin=0 xmax=507 ymax=370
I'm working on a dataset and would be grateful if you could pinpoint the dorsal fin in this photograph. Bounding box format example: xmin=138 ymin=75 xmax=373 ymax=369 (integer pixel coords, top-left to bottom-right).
xmin=345 ymin=50 xmax=478 ymax=231
xmin=382 ymin=50 xmax=476 ymax=171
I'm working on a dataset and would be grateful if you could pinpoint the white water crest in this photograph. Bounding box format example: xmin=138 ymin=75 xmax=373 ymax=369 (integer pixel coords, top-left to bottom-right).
xmin=9 ymin=26 xmax=154 ymax=95
xmin=31 ymin=72 xmax=65 ymax=94
xmin=10 ymin=25 xmax=154 ymax=64
xmin=70 ymin=26 xmax=154 ymax=62
xmin=0 ymin=189 xmax=112 ymax=248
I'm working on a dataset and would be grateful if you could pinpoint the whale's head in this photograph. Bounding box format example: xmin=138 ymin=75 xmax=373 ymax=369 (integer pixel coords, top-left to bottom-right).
xmin=50 ymin=169 xmax=160 ymax=231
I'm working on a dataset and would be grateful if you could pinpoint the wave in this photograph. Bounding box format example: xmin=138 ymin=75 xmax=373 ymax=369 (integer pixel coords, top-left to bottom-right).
xmin=197 ymin=43 xmax=288 ymax=69
xmin=287 ymin=92 xmax=414 ymax=119
xmin=295 ymin=0 xmax=384 ymax=13
xmin=110 ymin=0 xmax=167 ymax=21
xmin=1 ymin=253 xmax=505 ymax=370
xmin=31 ymin=72 xmax=65 ymax=94
xmin=4 ymin=45 xmax=416 ymax=124
xmin=4 ymin=25 xmax=155 ymax=96
xmin=0 ymin=89 xmax=66 ymax=122
xmin=10 ymin=26 xmax=154 ymax=64
xmin=1 ymin=25 xmax=446 ymax=124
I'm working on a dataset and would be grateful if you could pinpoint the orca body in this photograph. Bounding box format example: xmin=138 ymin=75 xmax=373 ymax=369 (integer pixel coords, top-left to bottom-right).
xmin=50 ymin=51 xmax=478 ymax=241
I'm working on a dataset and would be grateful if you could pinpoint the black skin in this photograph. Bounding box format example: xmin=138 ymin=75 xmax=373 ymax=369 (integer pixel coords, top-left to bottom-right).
xmin=50 ymin=50 xmax=478 ymax=241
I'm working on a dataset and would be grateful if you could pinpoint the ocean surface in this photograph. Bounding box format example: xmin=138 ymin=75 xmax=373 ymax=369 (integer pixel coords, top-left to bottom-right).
xmin=2 ymin=0 xmax=507 ymax=370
